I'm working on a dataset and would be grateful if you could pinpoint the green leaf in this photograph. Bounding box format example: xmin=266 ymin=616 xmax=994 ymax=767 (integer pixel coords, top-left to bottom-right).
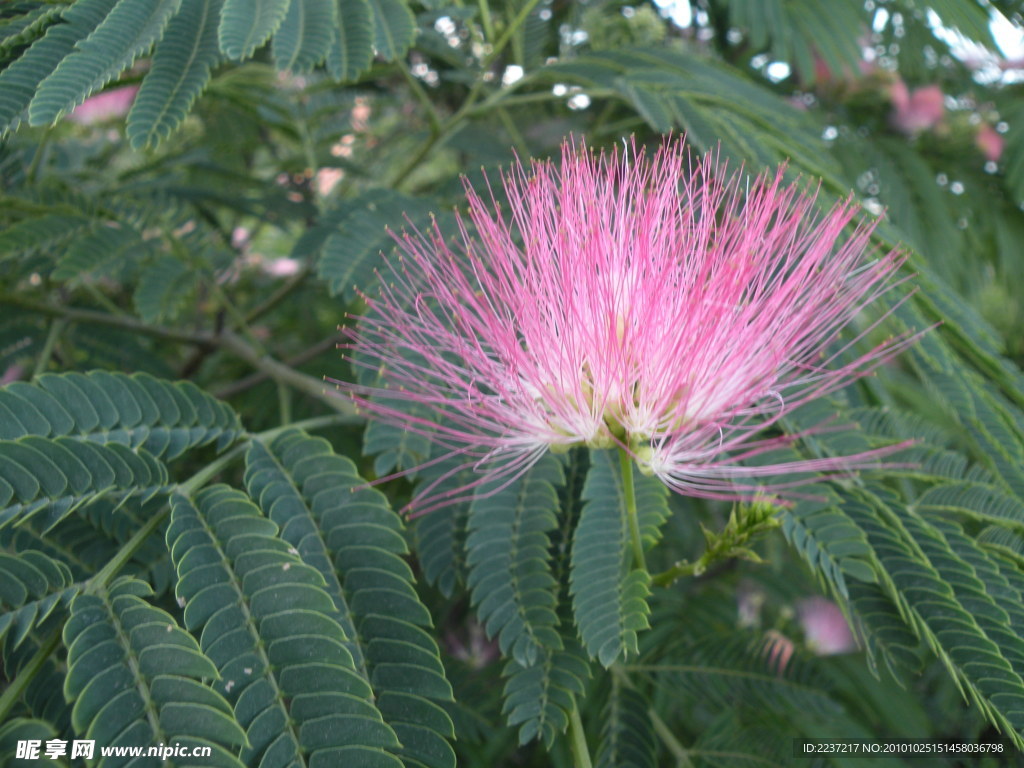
xmin=844 ymin=487 xmax=1024 ymax=744
xmin=218 ymin=0 xmax=291 ymax=60
xmin=0 ymin=212 xmax=93 ymax=263
xmin=63 ymin=576 xmax=246 ymax=764
xmin=595 ymin=682 xmax=656 ymax=768
xmin=51 ymin=222 xmax=147 ymax=281
xmin=246 ymin=430 xmax=456 ymax=768
xmin=0 ymin=719 xmax=60 ymax=768
xmin=413 ymin=453 xmax=473 ymax=597
xmin=272 ymin=0 xmax=335 ymax=73
xmin=0 ymin=4 xmax=64 ymax=54
xmin=29 ymin=0 xmax=184 ymax=126
xmin=570 ymin=450 xmax=653 ymax=667
xmin=369 ymin=0 xmax=414 ymax=61
xmin=326 ymin=0 xmax=373 ymax=81
xmin=0 ymin=436 xmax=170 ymax=531
xmin=778 ymin=485 xmax=877 ymax=599
xmin=0 ymin=550 xmax=76 ymax=652
xmin=543 ymin=47 xmax=840 ymax=181
xmin=0 ymin=371 xmax=243 ymax=458
xmin=502 ymin=638 xmax=589 ymax=747
xmin=126 ymin=0 xmax=223 ymax=149
xmin=309 ymin=189 xmax=439 ymax=300
xmin=0 ymin=0 xmax=118 ymax=134
xmin=723 ymin=0 xmax=864 ymax=84
xmin=168 ymin=486 xmax=404 ymax=767
xmin=132 ymin=255 xmax=200 ymax=324
xmin=467 ymin=454 xmax=564 ymax=668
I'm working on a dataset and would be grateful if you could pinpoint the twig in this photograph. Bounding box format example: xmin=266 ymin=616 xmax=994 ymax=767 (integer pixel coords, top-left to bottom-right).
xmin=214 ymin=333 xmax=341 ymax=398
xmin=4 ymin=295 xmax=355 ymax=415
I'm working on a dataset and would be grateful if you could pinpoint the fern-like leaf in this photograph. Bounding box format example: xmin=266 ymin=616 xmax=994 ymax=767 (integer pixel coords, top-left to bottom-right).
xmin=218 ymin=0 xmax=290 ymax=60
xmin=29 ymin=0 xmax=183 ymax=126
xmin=168 ymin=486 xmax=405 ymax=768
xmin=272 ymin=0 xmax=335 ymax=73
xmin=778 ymin=485 xmax=878 ymax=598
xmin=50 ymin=222 xmax=147 ymax=281
xmin=0 ymin=211 xmax=93 ymax=262
xmin=413 ymin=453 xmax=473 ymax=597
xmin=466 ymin=454 xmax=564 ymax=668
xmin=132 ymin=255 xmax=199 ymax=324
xmin=0 ymin=549 xmax=76 ymax=653
xmin=326 ymin=0 xmax=373 ymax=81
xmin=126 ymin=0 xmax=223 ymax=150
xmin=307 ymin=189 xmax=439 ymax=300
xmin=246 ymin=430 xmax=457 ymax=768
xmin=63 ymin=576 xmax=247 ymax=765
xmin=0 ymin=436 xmax=169 ymax=531
xmin=0 ymin=371 xmax=243 ymax=458
xmin=595 ymin=682 xmax=656 ymax=768
xmin=0 ymin=0 xmax=117 ymax=134
xmin=369 ymin=0 xmax=414 ymax=61
xmin=570 ymin=450 xmax=655 ymax=667
xmin=0 ymin=4 xmax=64 ymax=54
xmin=502 ymin=639 xmax=590 ymax=747
xmin=844 ymin=487 xmax=1024 ymax=744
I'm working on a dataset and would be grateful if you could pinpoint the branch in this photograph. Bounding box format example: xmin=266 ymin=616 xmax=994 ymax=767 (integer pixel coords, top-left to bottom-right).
xmin=3 ymin=295 xmax=356 ymax=416
xmin=214 ymin=333 xmax=341 ymax=398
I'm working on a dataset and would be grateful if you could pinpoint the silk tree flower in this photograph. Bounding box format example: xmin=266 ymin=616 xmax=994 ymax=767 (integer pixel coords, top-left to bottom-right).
xmin=339 ymin=139 xmax=912 ymax=511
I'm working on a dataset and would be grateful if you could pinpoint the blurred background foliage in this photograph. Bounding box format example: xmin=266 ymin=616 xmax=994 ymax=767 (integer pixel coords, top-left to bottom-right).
xmin=3 ymin=1 xmax=1024 ymax=766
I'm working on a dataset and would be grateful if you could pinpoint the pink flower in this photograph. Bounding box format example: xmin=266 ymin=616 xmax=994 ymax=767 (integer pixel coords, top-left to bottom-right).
xmin=68 ymin=85 xmax=138 ymax=125
xmin=340 ymin=139 xmax=912 ymax=511
xmin=976 ymin=123 xmax=1004 ymax=164
xmin=798 ymin=597 xmax=857 ymax=655
xmin=889 ymin=81 xmax=945 ymax=136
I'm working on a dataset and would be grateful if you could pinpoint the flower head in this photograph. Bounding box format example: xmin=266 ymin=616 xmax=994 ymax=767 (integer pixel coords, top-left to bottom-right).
xmin=341 ymin=139 xmax=911 ymax=511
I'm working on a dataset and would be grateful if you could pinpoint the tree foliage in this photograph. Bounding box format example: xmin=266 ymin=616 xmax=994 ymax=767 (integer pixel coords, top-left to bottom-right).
xmin=3 ymin=0 xmax=1024 ymax=765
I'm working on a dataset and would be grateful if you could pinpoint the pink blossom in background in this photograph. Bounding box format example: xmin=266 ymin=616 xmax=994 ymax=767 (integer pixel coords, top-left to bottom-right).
xmin=976 ymin=123 xmax=1005 ymax=163
xmin=339 ymin=139 xmax=915 ymax=512
xmin=1 ymin=364 xmax=25 ymax=385
xmin=315 ymin=167 xmax=344 ymax=196
xmin=262 ymin=257 xmax=302 ymax=277
xmin=798 ymin=597 xmax=857 ymax=655
xmin=231 ymin=227 xmax=251 ymax=250
xmin=764 ymin=630 xmax=796 ymax=674
xmin=68 ymin=85 xmax=138 ymax=125
xmin=889 ymin=81 xmax=945 ymax=135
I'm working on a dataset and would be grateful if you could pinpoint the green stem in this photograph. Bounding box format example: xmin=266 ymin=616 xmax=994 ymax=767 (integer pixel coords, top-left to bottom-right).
xmin=25 ymin=126 xmax=52 ymax=183
xmin=568 ymin=702 xmax=593 ymax=768
xmin=3 ymin=295 xmax=356 ymax=416
xmin=217 ymin=331 xmax=353 ymax=415
xmin=86 ymin=505 xmax=172 ymax=594
xmin=277 ymin=381 xmax=292 ymax=424
xmin=32 ymin=317 xmax=66 ymax=378
xmin=213 ymin=333 xmax=340 ymax=399
xmin=649 ymin=707 xmax=694 ymax=768
xmin=389 ymin=0 xmax=544 ymax=189
xmin=3 ymin=294 xmax=215 ymax=344
xmin=651 ymin=560 xmax=701 ymax=587
xmin=477 ymin=0 xmax=495 ymax=41
xmin=496 ymin=106 xmax=529 ymax=155
xmin=257 ymin=413 xmax=353 ymax=441
xmin=243 ymin=263 xmax=312 ymax=323
xmin=487 ymin=0 xmax=543 ymax=66
xmin=619 ymin=446 xmax=646 ymax=571
xmin=397 ymin=59 xmax=443 ymax=133
xmin=0 ymin=629 xmax=61 ymax=723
